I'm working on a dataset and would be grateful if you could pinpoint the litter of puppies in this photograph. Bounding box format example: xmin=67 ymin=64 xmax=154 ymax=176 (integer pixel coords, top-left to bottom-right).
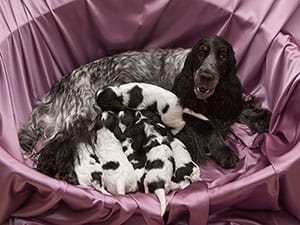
xmin=48 ymin=82 xmax=203 ymax=216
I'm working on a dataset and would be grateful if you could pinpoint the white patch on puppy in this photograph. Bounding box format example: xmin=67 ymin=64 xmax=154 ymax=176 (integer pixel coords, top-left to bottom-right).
xmin=74 ymin=143 xmax=110 ymax=195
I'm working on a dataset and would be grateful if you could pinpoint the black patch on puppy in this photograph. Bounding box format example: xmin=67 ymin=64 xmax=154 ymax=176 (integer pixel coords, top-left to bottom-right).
xmin=138 ymin=173 xmax=146 ymax=192
xmin=145 ymin=159 xmax=164 ymax=170
xmin=147 ymin=180 xmax=165 ymax=193
xmin=126 ymin=122 xmax=147 ymax=151
xmin=96 ymin=88 xmax=124 ymax=112
xmin=162 ymin=104 xmax=170 ymax=114
xmin=172 ymin=162 xmax=195 ymax=183
xmin=128 ymin=85 xmax=143 ymax=108
xmin=168 ymin=156 xmax=176 ymax=173
xmin=140 ymin=109 xmax=161 ymax=124
xmin=91 ymin=171 xmax=103 ymax=186
xmin=147 ymin=102 xmax=158 ymax=113
xmin=122 ymin=146 xmax=128 ymax=152
xmin=90 ymin=154 xmax=100 ymax=164
xmin=119 ymin=110 xmax=136 ymax=127
xmin=102 ymin=161 xmax=120 ymax=170
xmin=128 ymin=152 xmax=146 ymax=169
xmin=113 ymin=125 xmax=125 ymax=142
xmin=94 ymin=112 xmax=117 ymax=133
xmin=144 ymin=139 xmax=160 ymax=152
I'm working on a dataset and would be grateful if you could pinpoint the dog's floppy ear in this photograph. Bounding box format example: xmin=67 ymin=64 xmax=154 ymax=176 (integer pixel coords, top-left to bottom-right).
xmin=181 ymin=41 xmax=202 ymax=75
xmin=172 ymin=40 xmax=204 ymax=102
xmin=206 ymin=37 xmax=243 ymax=121
xmin=208 ymin=68 xmax=243 ymax=121
xmin=225 ymin=41 xmax=237 ymax=76
xmin=172 ymin=47 xmax=196 ymax=102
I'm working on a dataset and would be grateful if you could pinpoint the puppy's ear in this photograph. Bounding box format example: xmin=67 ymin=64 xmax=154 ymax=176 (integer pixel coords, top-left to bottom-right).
xmin=96 ymin=87 xmax=124 ymax=112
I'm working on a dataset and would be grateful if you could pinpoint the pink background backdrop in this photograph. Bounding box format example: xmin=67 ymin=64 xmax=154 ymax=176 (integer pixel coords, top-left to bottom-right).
xmin=1 ymin=0 xmax=300 ymax=224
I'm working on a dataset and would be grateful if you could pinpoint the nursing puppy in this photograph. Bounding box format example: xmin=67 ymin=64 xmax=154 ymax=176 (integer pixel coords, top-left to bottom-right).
xmin=129 ymin=113 xmax=175 ymax=216
xmin=96 ymin=82 xmax=208 ymax=135
xmin=144 ymin=143 xmax=174 ymax=216
xmin=74 ymin=143 xmax=110 ymax=195
xmin=170 ymin=138 xmax=201 ymax=189
xmin=116 ymin=111 xmax=147 ymax=188
xmin=93 ymin=111 xmax=138 ymax=195
xmin=135 ymin=111 xmax=201 ymax=189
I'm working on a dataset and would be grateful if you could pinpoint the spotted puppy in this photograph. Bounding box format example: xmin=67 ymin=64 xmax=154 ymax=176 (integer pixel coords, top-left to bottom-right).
xmin=136 ymin=111 xmax=201 ymax=190
xmin=129 ymin=112 xmax=176 ymax=216
xmin=116 ymin=110 xmax=147 ymax=189
xmin=93 ymin=111 xmax=138 ymax=195
xmin=170 ymin=138 xmax=201 ymax=189
xmin=96 ymin=82 xmax=208 ymax=135
xmin=74 ymin=142 xmax=110 ymax=195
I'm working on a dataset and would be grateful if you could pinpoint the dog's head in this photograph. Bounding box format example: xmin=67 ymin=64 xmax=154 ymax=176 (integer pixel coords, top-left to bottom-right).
xmin=182 ymin=36 xmax=236 ymax=100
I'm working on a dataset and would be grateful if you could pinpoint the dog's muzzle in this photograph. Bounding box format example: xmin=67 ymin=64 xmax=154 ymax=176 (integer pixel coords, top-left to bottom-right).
xmin=193 ymin=69 xmax=219 ymax=100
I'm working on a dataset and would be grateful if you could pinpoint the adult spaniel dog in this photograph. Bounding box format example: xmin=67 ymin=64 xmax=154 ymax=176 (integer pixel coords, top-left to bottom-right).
xmin=19 ymin=35 xmax=271 ymax=182
xmin=173 ymin=36 xmax=269 ymax=168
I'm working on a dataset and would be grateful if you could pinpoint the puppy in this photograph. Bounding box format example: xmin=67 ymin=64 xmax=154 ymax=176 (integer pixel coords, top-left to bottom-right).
xmin=144 ymin=143 xmax=174 ymax=216
xmin=74 ymin=142 xmax=110 ymax=195
xmin=130 ymin=113 xmax=175 ymax=216
xmin=169 ymin=138 xmax=201 ymax=189
xmin=136 ymin=111 xmax=201 ymax=190
xmin=93 ymin=111 xmax=138 ymax=195
xmin=116 ymin=111 xmax=147 ymax=189
xmin=96 ymin=82 xmax=208 ymax=135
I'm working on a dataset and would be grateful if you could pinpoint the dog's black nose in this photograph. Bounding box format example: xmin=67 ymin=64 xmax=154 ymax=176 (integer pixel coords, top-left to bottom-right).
xmin=199 ymin=73 xmax=215 ymax=82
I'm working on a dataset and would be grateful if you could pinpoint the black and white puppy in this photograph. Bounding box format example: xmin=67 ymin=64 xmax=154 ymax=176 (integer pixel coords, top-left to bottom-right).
xmin=116 ymin=111 xmax=147 ymax=188
xmin=136 ymin=116 xmax=175 ymax=216
xmin=112 ymin=110 xmax=174 ymax=216
xmin=134 ymin=111 xmax=201 ymax=190
xmin=74 ymin=142 xmax=110 ymax=195
xmin=170 ymin=138 xmax=201 ymax=189
xmin=92 ymin=111 xmax=138 ymax=195
xmin=96 ymin=82 xmax=208 ymax=135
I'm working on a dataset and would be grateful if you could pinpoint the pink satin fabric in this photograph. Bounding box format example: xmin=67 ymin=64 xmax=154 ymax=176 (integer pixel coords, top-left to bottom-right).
xmin=1 ymin=0 xmax=300 ymax=224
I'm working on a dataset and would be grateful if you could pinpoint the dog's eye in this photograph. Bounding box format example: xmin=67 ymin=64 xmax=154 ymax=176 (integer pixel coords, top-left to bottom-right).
xmin=198 ymin=45 xmax=208 ymax=56
xmin=219 ymin=52 xmax=227 ymax=61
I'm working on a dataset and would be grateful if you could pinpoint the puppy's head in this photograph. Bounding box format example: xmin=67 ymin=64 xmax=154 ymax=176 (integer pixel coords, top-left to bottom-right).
xmin=94 ymin=111 xmax=117 ymax=131
xmin=183 ymin=36 xmax=236 ymax=100
xmin=96 ymin=86 xmax=124 ymax=112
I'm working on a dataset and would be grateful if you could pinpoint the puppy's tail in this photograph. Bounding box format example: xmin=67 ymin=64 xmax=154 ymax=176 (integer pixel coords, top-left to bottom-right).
xmin=154 ymin=188 xmax=167 ymax=216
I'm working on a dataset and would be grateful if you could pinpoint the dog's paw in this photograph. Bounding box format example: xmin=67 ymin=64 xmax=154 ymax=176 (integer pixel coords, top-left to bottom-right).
xmin=211 ymin=146 xmax=239 ymax=169
xmin=239 ymin=108 xmax=272 ymax=134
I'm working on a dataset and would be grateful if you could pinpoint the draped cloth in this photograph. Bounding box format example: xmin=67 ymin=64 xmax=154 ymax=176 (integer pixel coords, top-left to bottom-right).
xmin=1 ymin=0 xmax=300 ymax=224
